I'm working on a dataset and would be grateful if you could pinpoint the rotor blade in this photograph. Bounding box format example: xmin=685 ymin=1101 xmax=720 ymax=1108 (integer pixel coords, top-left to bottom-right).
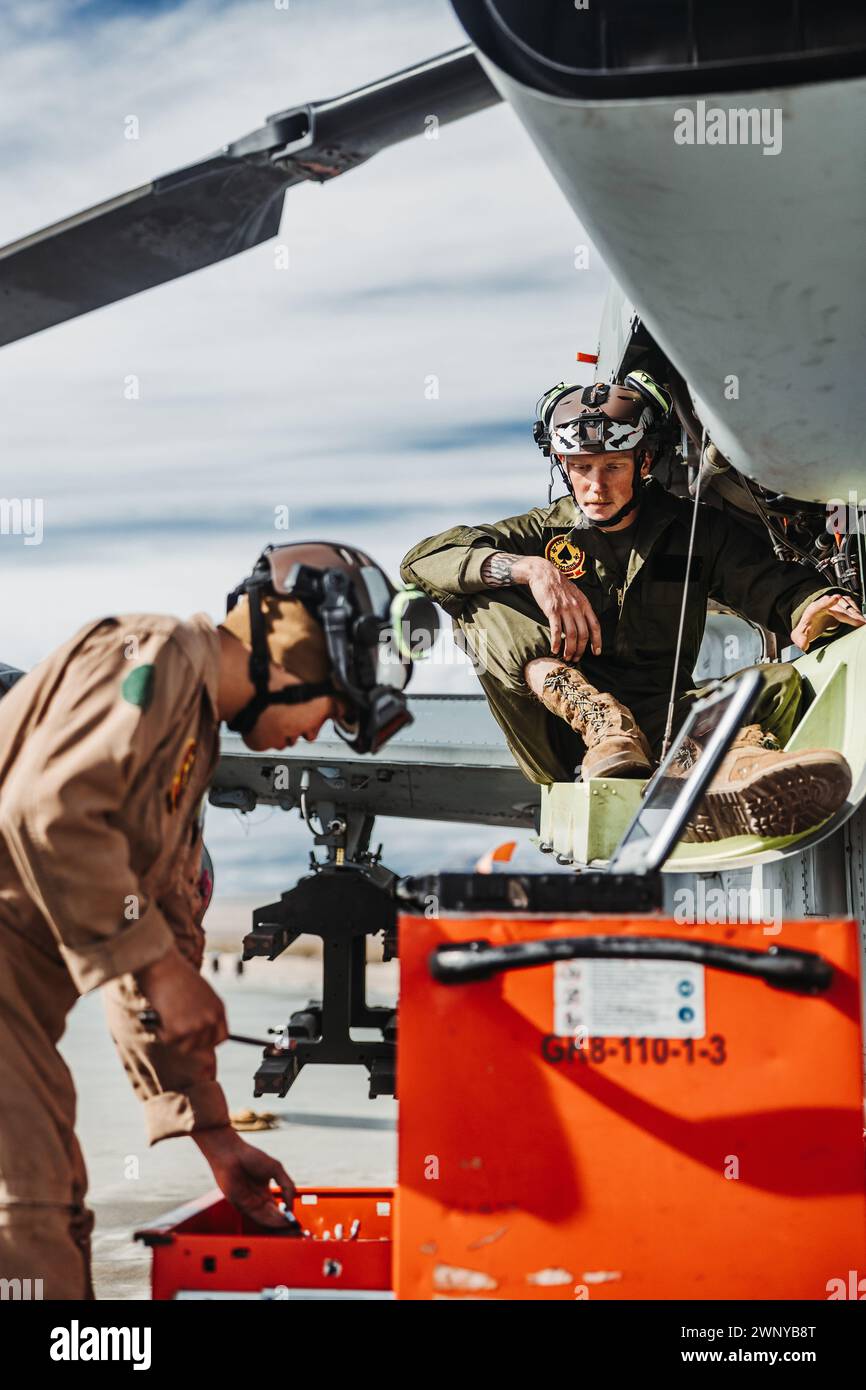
xmin=0 ymin=156 xmax=297 ymax=352
xmin=0 ymin=45 xmax=499 ymax=348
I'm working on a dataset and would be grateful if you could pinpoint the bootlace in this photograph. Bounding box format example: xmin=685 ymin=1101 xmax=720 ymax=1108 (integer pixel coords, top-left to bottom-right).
xmin=672 ymin=738 xmax=700 ymax=770
xmin=734 ymin=725 xmax=781 ymax=752
xmin=543 ymin=671 xmax=617 ymax=738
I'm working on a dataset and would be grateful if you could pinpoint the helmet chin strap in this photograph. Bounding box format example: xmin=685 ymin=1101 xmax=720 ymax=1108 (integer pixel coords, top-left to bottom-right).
xmin=227 ymin=680 xmax=336 ymax=737
xmin=225 ymin=573 xmax=336 ymax=736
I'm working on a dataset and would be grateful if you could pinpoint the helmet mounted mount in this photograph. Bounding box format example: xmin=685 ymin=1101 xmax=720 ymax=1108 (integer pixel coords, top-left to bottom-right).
xmin=225 ymin=542 xmax=438 ymax=754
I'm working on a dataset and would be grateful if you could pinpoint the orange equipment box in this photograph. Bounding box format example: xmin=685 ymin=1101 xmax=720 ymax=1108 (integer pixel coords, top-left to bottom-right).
xmin=136 ymin=1187 xmax=393 ymax=1299
xmin=395 ymin=911 xmax=866 ymax=1301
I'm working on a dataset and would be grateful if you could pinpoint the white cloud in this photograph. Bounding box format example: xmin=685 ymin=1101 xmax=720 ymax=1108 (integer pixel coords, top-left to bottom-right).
xmin=0 ymin=0 xmax=613 ymax=1071
xmin=0 ymin=0 xmax=608 ymax=727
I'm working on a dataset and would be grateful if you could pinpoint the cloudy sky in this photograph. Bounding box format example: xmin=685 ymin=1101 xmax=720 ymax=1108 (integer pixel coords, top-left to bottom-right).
xmin=0 ymin=0 xmax=610 ymax=888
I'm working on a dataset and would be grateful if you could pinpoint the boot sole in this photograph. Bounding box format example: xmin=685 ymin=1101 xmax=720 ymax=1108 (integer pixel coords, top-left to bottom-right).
xmin=580 ymin=734 xmax=654 ymax=782
xmin=581 ymin=755 xmax=652 ymax=781
xmin=684 ymin=759 xmax=851 ymax=843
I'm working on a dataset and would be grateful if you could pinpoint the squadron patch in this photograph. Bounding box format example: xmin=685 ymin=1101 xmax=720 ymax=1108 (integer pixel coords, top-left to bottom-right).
xmin=166 ymin=738 xmax=197 ymax=815
xmin=545 ymin=535 xmax=587 ymax=579
xmin=121 ymin=664 xmax=155 ymax=711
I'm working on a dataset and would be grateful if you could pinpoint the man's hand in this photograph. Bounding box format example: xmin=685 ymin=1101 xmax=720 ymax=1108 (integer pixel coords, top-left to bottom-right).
xmin=505 ymin=554 xmax=602 ymax=661
xmin=791 ymin=592 xmax=866 ymax=652
xmin=136 ymin=948 xmax=228 ymax=1055
xmin=194 ymin=1126 xmax=296 ymax=1228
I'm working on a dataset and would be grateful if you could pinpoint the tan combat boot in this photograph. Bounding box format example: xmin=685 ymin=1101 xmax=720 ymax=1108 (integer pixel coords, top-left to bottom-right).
xmin=540 ymin=665 xmax=653 ymax=780
xmin=669 ymin=724 xmax=852 ymax=842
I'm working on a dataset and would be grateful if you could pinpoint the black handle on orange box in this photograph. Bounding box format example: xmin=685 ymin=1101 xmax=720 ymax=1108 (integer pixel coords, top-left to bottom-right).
xmin=428 ymin=935 xmax=833 ymax=994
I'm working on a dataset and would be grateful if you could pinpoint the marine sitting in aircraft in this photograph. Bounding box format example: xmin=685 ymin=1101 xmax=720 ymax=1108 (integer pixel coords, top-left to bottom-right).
xmin=401 ymin=372 xmax=866 ymax=842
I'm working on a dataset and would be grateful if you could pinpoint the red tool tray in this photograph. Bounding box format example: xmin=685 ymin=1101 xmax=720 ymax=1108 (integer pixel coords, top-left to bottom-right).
xmin=136 ymin=1186 xmax=393 ymax=1299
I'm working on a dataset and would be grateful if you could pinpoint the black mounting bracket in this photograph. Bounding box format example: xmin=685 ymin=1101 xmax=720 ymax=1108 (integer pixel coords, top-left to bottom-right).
xmin=242 ymin=798 xmax=399 ymax=1100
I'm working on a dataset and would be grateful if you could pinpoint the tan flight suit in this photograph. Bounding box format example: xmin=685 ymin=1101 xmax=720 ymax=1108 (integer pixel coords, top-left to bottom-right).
xmin=401 ymin=481 xmax=844 ymax=784
xmin=0 ymin=613 xmax=230 ymax=1299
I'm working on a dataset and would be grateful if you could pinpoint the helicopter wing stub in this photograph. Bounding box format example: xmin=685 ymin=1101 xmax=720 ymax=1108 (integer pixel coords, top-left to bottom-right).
xmin=0 ymin=45 xmax=500 ymax=349
xmin=212 ymin=694 xmax=539 ymax=830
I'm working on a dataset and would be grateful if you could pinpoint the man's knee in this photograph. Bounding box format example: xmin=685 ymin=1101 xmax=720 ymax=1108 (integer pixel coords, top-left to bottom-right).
xmin=742 ymin=661 xmax=803 ymax=745
xmin=453 ymin=597 xmax=550 ymax=694
xmin=760 ymin=663 xmax=803 ymax=744
xmin=0 ymin=1203 xmax=94 ymax=1300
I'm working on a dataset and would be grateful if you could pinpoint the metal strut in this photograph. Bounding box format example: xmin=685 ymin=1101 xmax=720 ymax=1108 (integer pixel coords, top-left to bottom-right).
xmin=660 ymin=432 xmax=706 ymax=760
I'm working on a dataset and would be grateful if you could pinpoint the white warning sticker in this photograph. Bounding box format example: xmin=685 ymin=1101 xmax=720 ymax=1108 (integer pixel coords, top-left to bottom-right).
xmin=553 ymin=959 xmax=706 ymax=1039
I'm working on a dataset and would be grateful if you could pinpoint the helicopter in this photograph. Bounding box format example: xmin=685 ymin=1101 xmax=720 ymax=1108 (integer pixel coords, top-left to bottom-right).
xmin=1 ymin=0 xmax=865 ymax=1032
xmin=2 ymin=2 xmax=866 ymax=1301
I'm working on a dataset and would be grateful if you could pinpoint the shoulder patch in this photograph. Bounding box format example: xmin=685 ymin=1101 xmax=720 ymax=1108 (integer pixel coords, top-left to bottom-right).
xmin=545 ymin=534 xmax=587 ymax=579
xmin=121 ymin=663 xmax=155 ymax=710
xmin=166 ymin=738 xmax=198 ymax=815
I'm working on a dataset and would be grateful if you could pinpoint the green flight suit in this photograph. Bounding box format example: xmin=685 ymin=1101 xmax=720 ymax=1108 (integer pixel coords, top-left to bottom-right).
xmin=401 ymin=480 xmax=841 ymax=785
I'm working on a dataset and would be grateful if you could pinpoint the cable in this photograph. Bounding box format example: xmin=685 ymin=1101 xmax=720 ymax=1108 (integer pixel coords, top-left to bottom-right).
xmin=855 ymin=498 xmax=866 ymax=613
xmin=660 ymin=437 xmax=705 ymax=761
xmin=733 ymin=471 xmax=824 ymax=569
xmin=299 ymin=769 xmax=324 ymax=837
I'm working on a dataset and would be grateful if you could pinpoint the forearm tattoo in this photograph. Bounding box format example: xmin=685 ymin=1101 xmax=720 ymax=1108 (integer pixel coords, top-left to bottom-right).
xmin=481 ymin=552 xmax=517 ymax=587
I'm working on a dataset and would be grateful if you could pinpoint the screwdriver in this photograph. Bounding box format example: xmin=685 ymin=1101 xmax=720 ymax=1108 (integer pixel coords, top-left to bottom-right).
xmin=137 ymin=1008 xmax=287 ymax=1051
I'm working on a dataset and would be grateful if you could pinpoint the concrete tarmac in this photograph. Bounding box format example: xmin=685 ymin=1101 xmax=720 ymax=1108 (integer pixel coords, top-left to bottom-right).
xmin=60 ymin=956 xmax=398 ymax=1299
